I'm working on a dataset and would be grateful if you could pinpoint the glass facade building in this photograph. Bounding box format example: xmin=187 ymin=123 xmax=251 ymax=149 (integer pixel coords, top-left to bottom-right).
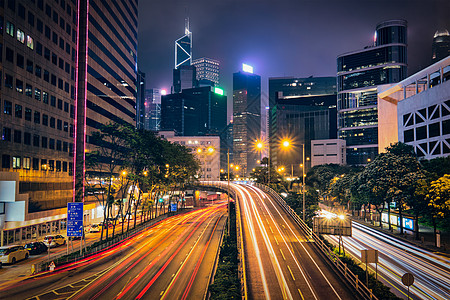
xmin=432 ymin=30 xmax=450 ymax=63
xmin=160 ymin=86 xmax=227 ymax=137
xmin=268 ymin=77 xmax=337 ymax=171
xmin=337 ymin=20 xmax=407 ymax=165
xmin=233 ymin=71 xmax=261 ymax=176
xmin=175 ymin=19 xmax=192 ymax=69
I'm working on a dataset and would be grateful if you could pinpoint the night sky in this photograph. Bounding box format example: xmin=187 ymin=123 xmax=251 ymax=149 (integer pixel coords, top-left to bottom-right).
xmin=138 ymin=0 xmax=450 ymax=119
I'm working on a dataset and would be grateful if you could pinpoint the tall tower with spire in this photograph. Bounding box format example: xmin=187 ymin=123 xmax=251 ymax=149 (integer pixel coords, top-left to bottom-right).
xmin=175 ymin=18 xmax=192 ymax=69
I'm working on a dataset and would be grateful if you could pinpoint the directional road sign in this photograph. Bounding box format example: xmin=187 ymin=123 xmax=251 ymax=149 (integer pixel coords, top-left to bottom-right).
xmin=67 ymin=202 xmax=83 ymax=237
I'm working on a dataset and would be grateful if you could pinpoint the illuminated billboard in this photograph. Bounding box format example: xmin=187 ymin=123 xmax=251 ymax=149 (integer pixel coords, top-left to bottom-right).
xmin=214 ymin=87 xmax=224 ymax=95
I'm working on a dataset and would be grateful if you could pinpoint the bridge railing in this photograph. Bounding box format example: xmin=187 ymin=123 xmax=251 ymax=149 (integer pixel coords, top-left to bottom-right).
xmin=252 ymin=182 xmax=377 ymax=300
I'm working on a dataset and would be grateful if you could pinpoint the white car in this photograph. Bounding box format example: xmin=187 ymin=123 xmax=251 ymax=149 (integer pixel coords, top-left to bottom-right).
xmin=0 ymin=245 xmax=29 ymax=264
xmin=89 ymin=224 xmax=101 ymax=233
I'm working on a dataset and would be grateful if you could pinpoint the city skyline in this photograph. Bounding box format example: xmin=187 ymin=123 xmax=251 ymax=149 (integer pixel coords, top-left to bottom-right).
xmin=139 ymin=0 xmax=450 ymax=119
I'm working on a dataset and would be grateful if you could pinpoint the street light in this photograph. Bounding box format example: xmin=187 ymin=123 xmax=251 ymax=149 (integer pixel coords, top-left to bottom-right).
xmin=282 ymin=140 xmax=306 ymax=221
xmin=255 ymin=139 xmax=270 ymax=185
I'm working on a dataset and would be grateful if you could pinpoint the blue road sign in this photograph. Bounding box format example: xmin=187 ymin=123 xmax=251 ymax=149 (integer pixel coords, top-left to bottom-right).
xmin=67 ymin=202 xmax=83 ymax=237
xmin=171 ymin=203 xmax=177 ymax=212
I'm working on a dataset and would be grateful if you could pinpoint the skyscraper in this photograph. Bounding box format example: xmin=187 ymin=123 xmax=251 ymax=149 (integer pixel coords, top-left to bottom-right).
xmin=233 ymin=65 xmax=261 ymax=176
xmin=0 ymin=0 xmax=77 ymax=210
xmin=161 ymin=86 xmax=227 ymax=136
xmin=145 ymin=89 xmax=162 ymax=131
xmin=337 ymin=20 xmax=407 ymax=165
xmin=175 ymin=18 xmax=192 ymax=69
xmin=136 ymin=70 xmax=146 ymax=129
xmin=173 ymin=65 xmax=198 ymax=93
xmin=432 ymin=29 xmax=450 ymax=63
xmin=192 ymin=58 xmax=220 ymax=86
xmin=75 ymin=0 xmax=138 ymax=201
xmin=268 ymin=77 xmax=337 ymax=172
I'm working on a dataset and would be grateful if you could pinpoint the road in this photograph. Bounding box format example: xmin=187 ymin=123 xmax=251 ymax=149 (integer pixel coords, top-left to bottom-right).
xmin=234 ymin=183 xmax=354 ymax=300
xmin=0 ymin=204 xmax=226 ymax=300
xmin=324 ymin=218 xmax=450 ymax=300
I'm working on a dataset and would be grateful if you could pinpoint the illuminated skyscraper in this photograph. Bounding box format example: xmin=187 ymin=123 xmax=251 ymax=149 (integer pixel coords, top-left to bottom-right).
xmin=192 ymin=58 xmax=220 ymax=86
xmin=337 ymin=20 xmax=407 ymax=165
xmin=233 ymin=65 xmax=261 ymax=176
xmin=175 ymin=19 xmax=192 ymax=69
xmin=432 ymin=29 xmax=450 ymax=63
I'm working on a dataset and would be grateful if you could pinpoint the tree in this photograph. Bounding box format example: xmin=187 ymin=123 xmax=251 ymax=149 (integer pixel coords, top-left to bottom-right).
xmin=426 ymin=175 xmax=450 ymax=246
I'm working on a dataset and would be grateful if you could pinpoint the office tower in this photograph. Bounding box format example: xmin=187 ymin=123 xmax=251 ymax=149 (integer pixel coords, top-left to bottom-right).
xmin=145 ymin=89 xmax=162 ymax=131
xmin=173 ymin=65 xmax=198 ymax=93
xmin=337 ymin=20 xmax=407 ymax=165
xmin=175 ymin=18 xmax=192 ymax=69
xmin=136 ymin=70 xmax=146 ymax=129
xmin=432 ymin=29 xmax=450 ymax=63
xmin=75 ymin=0 xmax=138 ymax=202
xmin=192 ymin=58 xmax=220 ymax=86
xmin=161 ymin=86 xmax=227 ymax=136
xmin=268 ymin=77 xmax=337 ymax=172
xmin=0 ymin=0 xmax=78 ymax=210
xmin=233 ymin=65 xmax=261 ymax=176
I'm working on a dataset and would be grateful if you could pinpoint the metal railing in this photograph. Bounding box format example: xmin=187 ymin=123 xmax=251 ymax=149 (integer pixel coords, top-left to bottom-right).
xmin=252 ymin=182 xmax=377 ymax=300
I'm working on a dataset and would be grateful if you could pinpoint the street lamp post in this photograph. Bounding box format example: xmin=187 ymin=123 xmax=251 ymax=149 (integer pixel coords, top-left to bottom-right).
xmin=227 ymin=149 xmax=230 ymax=233
xmin=302 ymin=143 xmax=305 ymax=222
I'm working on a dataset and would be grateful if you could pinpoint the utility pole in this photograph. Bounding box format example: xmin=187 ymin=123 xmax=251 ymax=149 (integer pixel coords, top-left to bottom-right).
xmin=302 ymin=143 xmax=305 ymax=221
xmin=227 ymin=149 xmax=230 ymax=233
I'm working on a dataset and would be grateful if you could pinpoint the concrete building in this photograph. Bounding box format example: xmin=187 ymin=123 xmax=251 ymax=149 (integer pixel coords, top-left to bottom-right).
xmin=378 ymin=56 xmax=450 ymax=158
xmin=192 ymin=57 xmax=220 ymax=87
xmin=311 ymin=139 xmax=346 ymax=167
xmin=160 ymin=131 xmax=221 ymax=181
xmin=337 ymin=20 xmax=407 ymax=165
xmin=233 ymin=65 xmax=261 ymax=176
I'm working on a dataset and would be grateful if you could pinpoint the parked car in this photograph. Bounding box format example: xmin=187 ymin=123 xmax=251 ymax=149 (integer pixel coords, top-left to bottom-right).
xmin=0 ymin=245 xmax=29 ymax=264
xmin=43 ymin=235 xmax=66 ymax=248
xmin=89 ymin=224 xmax=101 ymax=233
xmin=24 ymin=242 xmax=48 ymax=255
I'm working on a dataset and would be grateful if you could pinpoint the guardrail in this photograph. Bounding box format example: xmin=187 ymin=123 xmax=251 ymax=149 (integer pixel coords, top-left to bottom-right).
xmin=33 ymin=211 xmax=183 ymax=273
xmin=252 ymin=182 xmax=377 ymax=300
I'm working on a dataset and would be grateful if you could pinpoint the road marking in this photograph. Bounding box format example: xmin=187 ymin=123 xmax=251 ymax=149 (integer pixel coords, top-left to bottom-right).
xmin=280 ymin=248 xmax=286 ymax=260
xmin=172 ymin=274 xmax=175 ymax=277
xmin=269 ymin=226 xmax=274 ymax=233
xmin=274 ymin=236 xmax=279 ymax=245
xmin=160 ymin=291 xmax=165 ymax=296
xmin=298 ymin=288 xmax=305 ymax=300
xmin=288 ymin=265 xmax=295 ymax=281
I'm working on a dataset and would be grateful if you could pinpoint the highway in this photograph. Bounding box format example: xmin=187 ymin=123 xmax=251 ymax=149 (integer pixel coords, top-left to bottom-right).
xmin=0 ymin=204 xmax=226 ymax=300
xmin=324 ymin=218 xmax=450 ymax=300
xmin=234 ymin=183 xmax=355 ymax=300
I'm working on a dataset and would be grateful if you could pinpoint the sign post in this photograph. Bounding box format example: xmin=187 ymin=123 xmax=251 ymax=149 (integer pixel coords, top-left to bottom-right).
xmin=402 ymin=272 xmax=414 ymax=300
xmin=361 ymin=249 xmax=379 ymax=287
xmin=67 ymin=203 xmax=83 ymax=255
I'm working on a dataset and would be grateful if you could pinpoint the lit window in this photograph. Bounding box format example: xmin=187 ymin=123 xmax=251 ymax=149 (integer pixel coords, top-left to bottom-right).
xmin=6 ymin=21 xmax=14 ymax=37
xmin=17 ymin=29 xmax=25 ymax=43
xmin=13 ymin=156 xmax=21 ymax=169
xmin=27 ymin=35 xmax=34 ymax=49
xmin=23 ymin=157 xmax=31 ymax=170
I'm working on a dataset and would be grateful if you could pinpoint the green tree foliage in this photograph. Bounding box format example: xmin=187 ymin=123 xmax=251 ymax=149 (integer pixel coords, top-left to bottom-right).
xmin=421 ymin=156 xmax=450 ymax=178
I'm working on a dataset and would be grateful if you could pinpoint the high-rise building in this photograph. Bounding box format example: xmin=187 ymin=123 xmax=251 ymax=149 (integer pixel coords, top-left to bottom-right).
xmin=233 ymin=65 xmax=261 ymax=176
xmin=161 ymin=86 xmax=227 ymax=136
xmin=192 ymin=58 xmax=220 ymax=86
xmin=432 ymin=29 xmax=450 ymax=63
xmin=0 ymin=0 xmax=78 ymax=210
xmin=175 ymin=18 xmax=192 ymax=69
xmin=337 ymin=20 xmax=407 ymax=165
xmin=145 ymin=89 xmax=162 ymax=131
xmin=268 ymin=77 xmax=337 ymax=172
xmin=75 ymin=0 xmax=138 ymax=201
xmin=136 ymin=70 xmax=146 ymax=129
xmin=173 ymin=65 xmax=198 ymax=93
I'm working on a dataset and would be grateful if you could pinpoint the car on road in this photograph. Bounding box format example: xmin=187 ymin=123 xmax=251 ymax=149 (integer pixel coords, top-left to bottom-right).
xmin=43 ymin=235 xmax=66 ymax=248
xmin=89 ymin=224 xmax=101 ymax=233
xmin=0 ymin=245 xmax=29 ymax=264
xmin=24 ymin=241 xmax=48 ymax=255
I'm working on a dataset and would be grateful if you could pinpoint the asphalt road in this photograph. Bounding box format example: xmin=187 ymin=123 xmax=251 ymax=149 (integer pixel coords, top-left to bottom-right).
xmin=324 ymin=217 xmax=450 ymax=300
xmin=0 ymin=204 xmax=226 ymax=300
xmin=234 ymin=183 xmax=355 ymax=300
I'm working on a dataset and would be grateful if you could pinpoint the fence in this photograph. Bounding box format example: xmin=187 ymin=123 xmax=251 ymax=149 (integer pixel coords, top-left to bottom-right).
xmin=252 ymin=182 xmax=377 ymax=300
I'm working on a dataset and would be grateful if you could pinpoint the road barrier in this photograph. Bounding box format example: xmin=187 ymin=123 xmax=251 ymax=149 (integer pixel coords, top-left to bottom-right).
xmin=252 ymin=182 xmax=377 ymax=300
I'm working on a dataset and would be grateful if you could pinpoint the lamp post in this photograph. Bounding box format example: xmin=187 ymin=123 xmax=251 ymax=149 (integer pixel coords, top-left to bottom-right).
xmin=227 ymin=149 xmax=230 ymax=232
xmin=256 ymin=140 xmax=270 ymax=185
xmin=282 ymin=140 xmax=306 ymax=221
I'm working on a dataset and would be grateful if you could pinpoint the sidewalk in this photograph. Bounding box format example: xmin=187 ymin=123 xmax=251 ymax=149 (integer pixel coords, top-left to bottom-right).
xmin=351 ymin=215 xmax=450 ymax=256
